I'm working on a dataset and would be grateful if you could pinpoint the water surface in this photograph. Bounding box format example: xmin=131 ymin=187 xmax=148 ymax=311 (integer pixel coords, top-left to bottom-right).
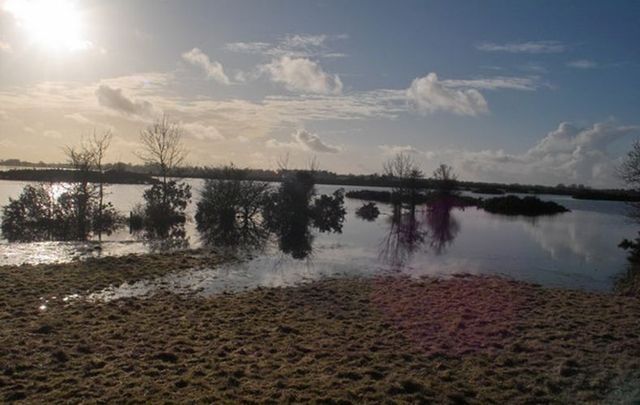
xmin=1 ymin=178 xmax=636 ymax=293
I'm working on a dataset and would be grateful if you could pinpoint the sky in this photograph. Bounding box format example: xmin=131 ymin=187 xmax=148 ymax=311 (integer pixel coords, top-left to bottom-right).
xmin=0 ymin=0 xmax=639 ymax=187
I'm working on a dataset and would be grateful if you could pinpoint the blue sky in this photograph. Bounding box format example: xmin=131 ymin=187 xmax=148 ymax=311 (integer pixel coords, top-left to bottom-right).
xmin=0 ymin=0 xmax=639 ymax=186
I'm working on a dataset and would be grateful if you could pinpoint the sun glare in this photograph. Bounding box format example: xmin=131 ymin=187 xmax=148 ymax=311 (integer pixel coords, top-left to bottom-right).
xmin=3 ymin=0 xmax=92 ymax=51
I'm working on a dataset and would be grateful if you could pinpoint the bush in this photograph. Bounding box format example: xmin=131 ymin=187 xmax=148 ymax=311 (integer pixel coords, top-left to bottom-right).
xmin=480 ymin=195 xmax=569 ymax=216
xmin=356 ymin=202 xmax=380 ymax=221
xmin=133 ymin=181 xmax=192 ymax=240
xmin=1 ymin=184 xmax=124 ymax=242
xmin=195 ymin=177 xmax=271 ymax=248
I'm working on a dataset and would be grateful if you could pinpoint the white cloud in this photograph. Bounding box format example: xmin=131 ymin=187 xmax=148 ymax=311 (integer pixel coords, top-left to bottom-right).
xmin=181 ymin=122 xmax=224 ymax=141
xmin=267 ymin=129 xmax=341 ymax=153
xmin=566 ymin=59 xmax=597 ymax=69
xmin=225 ymin=33 xmax=347 ymax=59
xmin=95 ymin=85 xmax=154 ymax=117
xmin=377 ymin=122 xmax=639 ymax=187
xmin=476 ymin=41 xmax=565 ymax=54
xmin=460 ymin=122 xmax=637 ymax=186
xmin=407 ymin=73 xmax=488 ymax=116
xmin=182 ymin=48 xmax=231 ymax=85
xmin=441 ymin=76 xmax=539 ymax=91
xmin=263 ymin=56 xmax=343 ymax=95
xmin=294 ymin=129 xmax=341 ymax=153
xmin=379 ymin=144 xmax=422 ymax=155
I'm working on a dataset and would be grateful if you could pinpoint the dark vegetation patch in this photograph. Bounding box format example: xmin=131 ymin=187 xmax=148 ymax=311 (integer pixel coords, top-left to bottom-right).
xmin=346 ymin=189 xmax=569 ymax=217
xmin=355 ymin=202 xmax=380 ymax=221
xmin=0 ymin=256 xmax=638 ymax=403
xmin=480 ymin=195 xmax=570 ymax=216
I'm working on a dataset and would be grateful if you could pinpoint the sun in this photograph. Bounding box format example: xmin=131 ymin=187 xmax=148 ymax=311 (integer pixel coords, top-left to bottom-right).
xmin=3 ymin=0 xmax=92 ymax=52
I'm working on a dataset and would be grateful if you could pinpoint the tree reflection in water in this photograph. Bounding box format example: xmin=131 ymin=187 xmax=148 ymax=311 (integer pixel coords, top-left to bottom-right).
xmin=195 ymin=170 xmax=346 ymax=260
xmin=380 ymin=196 xmax=461 ymax=270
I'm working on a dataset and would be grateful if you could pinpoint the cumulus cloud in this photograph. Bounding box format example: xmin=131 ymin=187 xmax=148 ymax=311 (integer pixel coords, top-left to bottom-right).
xmin=182 ymin=48 xmax=231 ymax=84
xmin=181 ymin=122 xmax=224 ymax=141
xmin=566 ymin=59 xmax=597 ymax=69
xmin=95 ymin=85 xmax=154 ymax=117
xmin=377 ymin=122 xmax=638 ymax=187
xmin=476 ymin=41 xmax=565 ymax=54
xmin=407 ymin=73 xmax=488 ymax=116
xmin=294 ymin=129 xmax=341 ymax=153
xmin=459 ymin=122 xmax=638 ymax=186
xmin=263 ymin=56 xmax=343 ymax=95
xmin=267 ymin=129 xmax=341 ymax=153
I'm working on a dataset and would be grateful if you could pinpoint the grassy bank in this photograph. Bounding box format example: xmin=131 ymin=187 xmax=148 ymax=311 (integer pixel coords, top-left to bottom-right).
xmin=1 ymin=255 xmax=639 ymax=403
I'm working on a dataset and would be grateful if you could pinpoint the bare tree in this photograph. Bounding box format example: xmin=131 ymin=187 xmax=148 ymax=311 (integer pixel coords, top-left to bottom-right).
xmin=65 ymin=144 xmax=96 ymax=240
xmin=276 ymin=152 xmax=290 ymax=173
xmin=431 ymin=163 xmax=458 ymax=195
xmin=87 ymin=129 xmax=113 ymax=241
xmin=137 ymin=115 xmax=187 ymax=186
xmin=383 ymin=153 xmax=423 ymax=209
xmin=308 ymin=155 xmax=320 ymax=173
xmin=620 ymin=141 xmax=640 ymax=189
xmin=619 ymin=141 xmax=640 ymax=223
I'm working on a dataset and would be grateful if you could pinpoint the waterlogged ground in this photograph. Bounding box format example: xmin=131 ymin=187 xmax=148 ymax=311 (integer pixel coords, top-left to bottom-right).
xmin=1 ymin=252 xmax=639 ymax=403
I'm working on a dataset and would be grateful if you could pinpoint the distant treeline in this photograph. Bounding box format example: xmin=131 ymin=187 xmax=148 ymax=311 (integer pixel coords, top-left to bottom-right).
xmin=2 ymin=158 xmax=640 ymax=201
xmin=0 ymin=168 xmax=158 ymax=185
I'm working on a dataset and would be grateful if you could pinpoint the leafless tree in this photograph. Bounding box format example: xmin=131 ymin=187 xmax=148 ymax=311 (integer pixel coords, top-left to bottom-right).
xmin=432 ymin=163 xmax=458 ymax=194
xmin=619 ymin=141 xmax=640 ymax=223
xmin=383 ymin=153 xmax=423 ymax=209
xmin=620 ymin=141 xmax=640 ymax=189
xmin=65 ymin=144 xmax=96 ymax=240
xmin=137 ymin=115 xmax=187 ymax=186
xmin=276 ymin=152 xmax=290 ymax=173
xmin=87 ymin=129 xmax=113 ymax=241
xmin=308 ymin=155 xmax=320 ymax=173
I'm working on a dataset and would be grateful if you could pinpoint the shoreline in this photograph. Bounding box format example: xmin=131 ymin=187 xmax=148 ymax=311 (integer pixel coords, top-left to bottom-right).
xmin=1 ymin=252 xmax=639 ymax=402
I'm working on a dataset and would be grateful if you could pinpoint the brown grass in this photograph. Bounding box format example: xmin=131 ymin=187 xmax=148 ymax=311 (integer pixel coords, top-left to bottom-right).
xmin=1 ymin=255 xmax=639 ymax=403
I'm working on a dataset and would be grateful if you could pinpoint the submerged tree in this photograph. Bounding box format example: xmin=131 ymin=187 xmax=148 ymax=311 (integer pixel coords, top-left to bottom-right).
xmin=88 ymin=130 xmax=113 ymax=241
xmin=195 ymin=166 xmax=271 ymax=249
xmin=1 ymin=131 xmax=123 ymax=242
xmin=133 ymin=116 xmax=191 ymax=240
xmin=431 ymin=163 xmax=458 ymax=195
xmin=1 ymin=185 xmax=57 ymax=242
xmin=262 ymin=167 xmax=346 ymax=259
xmin=383 ymin=153 xmax=423 ymax=210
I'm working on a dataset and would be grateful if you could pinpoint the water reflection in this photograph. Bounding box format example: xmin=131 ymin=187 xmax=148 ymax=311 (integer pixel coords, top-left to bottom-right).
xmin=380 ymin=197 xmax=460 ymax=269
xmin=195 ymin=172 xmax=346 ymax=260
xmin=1 ymin=180 xmax=637 ymax=293
xmin=425 ymin=197 xmax=460 ymax=254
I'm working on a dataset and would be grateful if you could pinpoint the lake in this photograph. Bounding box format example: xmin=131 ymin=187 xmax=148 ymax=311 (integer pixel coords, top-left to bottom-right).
xmin=0 ymin=178 xmax=636 ymax=293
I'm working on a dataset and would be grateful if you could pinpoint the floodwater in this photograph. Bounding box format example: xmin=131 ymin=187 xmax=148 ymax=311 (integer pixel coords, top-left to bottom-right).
xmin=0 ymin=178 xmax=636 ymax=294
